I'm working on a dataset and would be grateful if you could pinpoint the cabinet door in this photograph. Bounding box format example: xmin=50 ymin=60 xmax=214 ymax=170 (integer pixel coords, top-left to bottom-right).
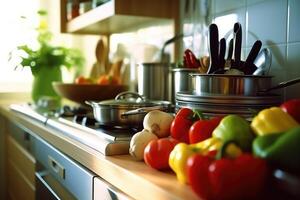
xmin=6 ymin=134 xmax=36 ymax=200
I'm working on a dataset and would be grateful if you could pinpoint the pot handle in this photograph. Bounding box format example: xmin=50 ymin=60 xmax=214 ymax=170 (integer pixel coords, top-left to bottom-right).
xmin=259 ymin=77 xmax=300 ymax=93
xmin=115 ymin=92 xmax=145 ymax=101
xmin=85 ymin=100 xmax=94 ymax=106
xmin=121 ymin=106 xmax=165 ymax=117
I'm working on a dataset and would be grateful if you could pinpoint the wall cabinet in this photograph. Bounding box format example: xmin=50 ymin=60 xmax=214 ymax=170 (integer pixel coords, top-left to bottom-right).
xmin=60 ymin=0 xmax=178 ymax=35
xmin=60 ymin=0 xmax=182 ymax=60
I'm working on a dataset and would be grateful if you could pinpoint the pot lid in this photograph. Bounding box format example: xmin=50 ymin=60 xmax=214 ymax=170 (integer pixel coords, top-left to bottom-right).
xmin=90 ymin=92 xmax=170 ymax=108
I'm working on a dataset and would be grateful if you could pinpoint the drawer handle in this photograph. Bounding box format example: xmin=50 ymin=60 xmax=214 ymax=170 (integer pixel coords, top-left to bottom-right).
xmin=48 ymin=156 xmax=65 ymax=179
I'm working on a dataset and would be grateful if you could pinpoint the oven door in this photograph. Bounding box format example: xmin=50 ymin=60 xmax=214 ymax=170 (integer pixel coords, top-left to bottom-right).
xmin=35 ymin=170 xmax=76 ymax=200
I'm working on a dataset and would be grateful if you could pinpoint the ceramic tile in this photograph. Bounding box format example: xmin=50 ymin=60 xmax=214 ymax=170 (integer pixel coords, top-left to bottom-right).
xmin=214 ymin=7 xmax=246 ymax=47
xmin=288 ymin=0 xmax=300 ymax=42
xmin=247 ymin=0 xmax=288 ymax=47
xmin=246 ymin=0 xmax=269 ymax=6
xmin=285 ymin=43 xmax=300 ymax=99
xmin=215 ymin=0 xmax=246 ymax=14
xmin=264 ymin=45 xmax=287 ymax=96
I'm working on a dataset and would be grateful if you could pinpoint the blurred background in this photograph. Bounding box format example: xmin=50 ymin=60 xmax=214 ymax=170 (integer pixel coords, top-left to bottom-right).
xmin=0 ymin=0 xmax=299 ymax=100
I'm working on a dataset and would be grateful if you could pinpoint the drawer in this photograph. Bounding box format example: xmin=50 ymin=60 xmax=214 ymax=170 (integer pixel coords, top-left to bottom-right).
xmin=6 ymin=134 xmax=36 ymax=186
xmin=34 ymin=136 xmax=95 ymax=200
xmin=7 ymin=160 xmax=35 ymax=200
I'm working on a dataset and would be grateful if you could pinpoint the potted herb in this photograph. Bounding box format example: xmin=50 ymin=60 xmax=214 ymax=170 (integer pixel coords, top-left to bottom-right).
xmin=9 ymin=10 xmax=85 ymax=103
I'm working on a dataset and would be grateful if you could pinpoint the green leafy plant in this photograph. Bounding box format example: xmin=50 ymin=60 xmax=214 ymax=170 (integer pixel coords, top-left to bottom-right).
xmin=9 ymin=10 xmax=85 ymax=76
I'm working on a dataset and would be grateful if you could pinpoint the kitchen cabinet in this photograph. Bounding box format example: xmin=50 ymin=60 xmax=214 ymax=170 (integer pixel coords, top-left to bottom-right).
xmin=60 ymin=0 xmax=182 ymax=61
xmin=5 ymin=122 xmax=36 ymax=200
xmin=60 ymin=0 xmax=179 ymax=34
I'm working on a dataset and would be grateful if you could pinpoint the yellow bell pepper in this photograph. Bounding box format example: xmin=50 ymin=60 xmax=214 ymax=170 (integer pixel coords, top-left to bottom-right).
xmin=251 ymin=107 xmax=299 ymax=136
xmin=168 ymin=137 xmax=221 ymax=184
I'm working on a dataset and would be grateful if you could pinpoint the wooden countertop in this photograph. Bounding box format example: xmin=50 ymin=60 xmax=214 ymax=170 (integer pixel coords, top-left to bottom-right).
xmin=0 ymin=97 xmax=199 ymax=200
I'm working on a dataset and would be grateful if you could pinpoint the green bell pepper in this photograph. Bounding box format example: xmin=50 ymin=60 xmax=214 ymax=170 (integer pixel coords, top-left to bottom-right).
xmin=212 ymin=115 xmax=254 ymax=151
xmin=253 ymin=126 xmax=300 ymax=173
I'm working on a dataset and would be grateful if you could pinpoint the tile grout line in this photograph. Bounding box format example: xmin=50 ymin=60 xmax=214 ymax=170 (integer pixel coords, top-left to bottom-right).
xmin=284 ymin=0 xmax=290 ymax=100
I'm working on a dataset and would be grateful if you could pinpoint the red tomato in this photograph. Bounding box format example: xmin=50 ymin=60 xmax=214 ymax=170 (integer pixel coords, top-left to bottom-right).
xmin=189 ymin=116 xmax=223 ymax=144
xmin=170 ymin=108 xmax=194 ymax=143
xmin=280 ymin=99 xmax=300 ymax=123
xmin=144 ymin=138 xmax=179 ymax=170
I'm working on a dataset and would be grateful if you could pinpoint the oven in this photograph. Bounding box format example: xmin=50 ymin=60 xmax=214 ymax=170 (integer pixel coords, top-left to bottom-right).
xmin=10 ymin=103 xmax=133 ymax=199
xmin=34 ymin=131 xmax=131 ymax=200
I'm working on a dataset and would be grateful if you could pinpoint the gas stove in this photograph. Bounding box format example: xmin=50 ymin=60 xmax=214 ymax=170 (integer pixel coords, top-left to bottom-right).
xmin=10 ymin=103 xmax=138 ymax=155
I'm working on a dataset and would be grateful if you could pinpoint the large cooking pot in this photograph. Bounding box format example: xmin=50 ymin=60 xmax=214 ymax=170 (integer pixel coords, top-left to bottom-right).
xmin=85 ymin=92 xmax=171 ymax=127
xmin=191 ymin=74 xmax=300 ymax=96
xmin=190 ymin=73 xmax=273 ymax=96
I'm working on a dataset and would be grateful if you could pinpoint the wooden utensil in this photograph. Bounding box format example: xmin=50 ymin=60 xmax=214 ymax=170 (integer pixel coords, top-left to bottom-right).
xmin=90 ymin=38 xmax=107 ymax=79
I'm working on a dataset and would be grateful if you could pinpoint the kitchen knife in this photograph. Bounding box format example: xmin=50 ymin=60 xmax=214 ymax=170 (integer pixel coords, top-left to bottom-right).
xmin=232 ymin=22 xmax=242 ymax=69
xmin=246 ymin=40 xmax=262 ymax=65
xmin=243 ymin=40 xmax=262 ymax=74
xmin=227 ymin=38 xmax=234 ymax=61
xmin=224 ymin=38 xmax=234 ymax=69
xmin=218 ymin=38 xmax=226 ymax=68
xmin=207 ymin=23 xmax=219 ymax=73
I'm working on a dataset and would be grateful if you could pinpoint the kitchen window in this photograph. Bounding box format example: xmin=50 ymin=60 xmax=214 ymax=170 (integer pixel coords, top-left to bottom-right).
xmin=0 ymin=1 xmax=39 ymax=92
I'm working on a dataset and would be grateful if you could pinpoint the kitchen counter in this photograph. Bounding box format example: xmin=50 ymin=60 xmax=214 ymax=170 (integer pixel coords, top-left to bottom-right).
xmin=0 ymin=97 xmax=199 ymax=200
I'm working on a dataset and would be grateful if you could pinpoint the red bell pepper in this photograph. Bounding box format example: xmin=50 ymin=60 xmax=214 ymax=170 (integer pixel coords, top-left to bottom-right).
xmin=280 ymin=99 xmax=300 ymax=123
xmin=187 ymin=152 xmax=268 ymax=200
xmin=184 ymin=49 xmax=200 ymax=68
xmin=189 ymin=116 xmax=223 ymax=144
xmin=170 ymin=108 xmax=199 ymax=143
xmin=144 ymin=138 xmax=179 ymax=170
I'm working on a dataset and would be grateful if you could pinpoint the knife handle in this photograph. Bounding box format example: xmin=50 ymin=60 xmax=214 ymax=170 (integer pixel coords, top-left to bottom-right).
xmin=208 ymin=23 xmax=219 ymax=73
xmin=227 ymin=38 xmax=233 ymax=60
xmin=233 ymin=22 xmax=242 ymax=63
xmin=218 ymin=38 xmax=226 ymax=68
xmin=246 ymin=40 xmax=262 ymax=65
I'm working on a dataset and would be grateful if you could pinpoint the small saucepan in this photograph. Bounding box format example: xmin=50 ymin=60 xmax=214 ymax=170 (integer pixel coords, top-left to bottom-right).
xmin=85 ymin=92 xmax=171 ymax=127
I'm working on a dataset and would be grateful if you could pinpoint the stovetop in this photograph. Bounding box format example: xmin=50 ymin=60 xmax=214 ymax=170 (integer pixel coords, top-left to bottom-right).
xmin=10 ymin=103 xmax=137 ymax=156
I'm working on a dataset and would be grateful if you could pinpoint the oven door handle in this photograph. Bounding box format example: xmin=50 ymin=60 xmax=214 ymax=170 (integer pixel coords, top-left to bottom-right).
xmin=36 ymin=171 xmax=76 ymax=200
xmin=35 ymin=171 xmax=61 ymax=200
xmin=48 ymin=155 xmax=65 ymax=179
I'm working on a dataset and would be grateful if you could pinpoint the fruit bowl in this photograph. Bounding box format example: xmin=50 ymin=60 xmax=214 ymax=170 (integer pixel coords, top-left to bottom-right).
xmin=52 ymin=82 xmax=128 ymax=105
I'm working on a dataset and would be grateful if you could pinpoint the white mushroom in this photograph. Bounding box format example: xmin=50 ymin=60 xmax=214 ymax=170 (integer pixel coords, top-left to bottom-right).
xmin=143 ymin=110 xmax=174 ymax=138
xmin=129 ymin=129 xmax=158 ymax=161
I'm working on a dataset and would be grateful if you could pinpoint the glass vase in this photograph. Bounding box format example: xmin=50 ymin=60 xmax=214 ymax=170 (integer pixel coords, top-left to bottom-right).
xmin=31 ymin=66 xmax=62 ymax=104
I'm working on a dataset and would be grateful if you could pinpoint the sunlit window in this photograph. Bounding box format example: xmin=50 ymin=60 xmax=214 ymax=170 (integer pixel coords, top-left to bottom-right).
xmin=0 ymin=1 xmax=39 ymax=92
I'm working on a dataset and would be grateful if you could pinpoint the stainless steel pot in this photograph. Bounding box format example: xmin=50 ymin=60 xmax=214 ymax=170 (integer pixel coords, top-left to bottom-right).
xmin=190 ymin=73 xmax=273 ymax=96
xmin=85 ymin=92 xmax=171 ymax=127
xmin=172 ymin=68 xmax=199 ymax=95
xmin=137 ymin=62 xmax=174 ymax=102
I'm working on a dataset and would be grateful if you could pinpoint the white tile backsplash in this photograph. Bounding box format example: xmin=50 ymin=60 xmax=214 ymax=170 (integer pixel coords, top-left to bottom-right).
xmin=247 ymin=0 xmax=288 ymax=47
xmin=288 ymin=0 xmax=300 ymax=43
xmin=267 ymin=45 xmax=287 ymax=97
xmin=215 ymin=0 xmax=246 ymax=14
xmin=285 ymin=43 xmax=300 ymax=99
xmin=188 ymin=0 xmax=299 ymax=100
xmin=214 ymin=8 xmax=246 ymax=47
